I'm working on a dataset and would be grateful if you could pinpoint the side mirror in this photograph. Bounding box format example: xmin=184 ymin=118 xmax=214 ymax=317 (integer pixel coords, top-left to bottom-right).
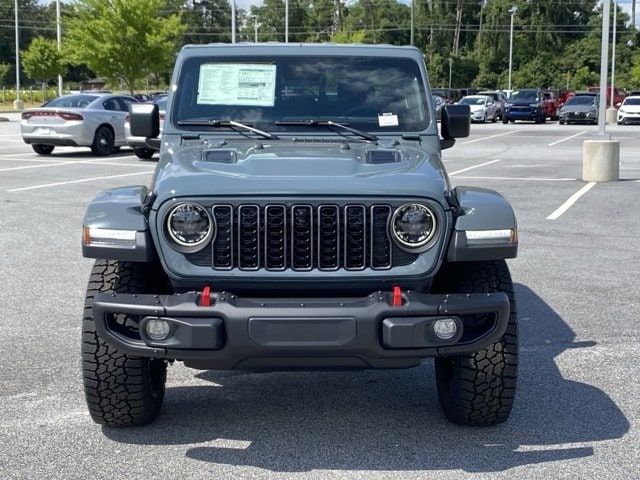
xmin=441 ymin=104 xmax=470 ymax=143
xmin=130 ymin=103 xmax=159 ymax=139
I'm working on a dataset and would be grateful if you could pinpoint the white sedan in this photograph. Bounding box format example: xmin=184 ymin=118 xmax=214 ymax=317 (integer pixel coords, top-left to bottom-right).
xmin=617 ymin=96 xmax=640 ymax=125
xmin=458 ymin=95 xmax=499 ymax=123
xmin=20 ymin=93 xmax=138 ymax=156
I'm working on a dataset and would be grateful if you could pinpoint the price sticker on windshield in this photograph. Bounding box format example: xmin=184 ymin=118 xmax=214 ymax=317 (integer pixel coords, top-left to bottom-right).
xmin=197 ymin=63 xmax=277 ymax=107
xmin=378 ymin=112 xmax=399 ymax=127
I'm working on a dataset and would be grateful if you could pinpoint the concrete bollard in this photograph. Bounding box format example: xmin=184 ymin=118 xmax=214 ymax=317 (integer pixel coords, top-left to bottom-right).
xmin=605 ymin=108 xmax=618 ymax=124
xmin=582 ymin=140 xmax=620 ymax=182
xmin=13 ymin=99 xmax=23 ymax=111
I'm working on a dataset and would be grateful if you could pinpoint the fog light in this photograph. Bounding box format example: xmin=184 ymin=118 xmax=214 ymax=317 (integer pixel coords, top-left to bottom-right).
xmin=146 ymin=319 xmax=170 ymax=340
xmin=433 ymin=318 xmax=457 ymax=340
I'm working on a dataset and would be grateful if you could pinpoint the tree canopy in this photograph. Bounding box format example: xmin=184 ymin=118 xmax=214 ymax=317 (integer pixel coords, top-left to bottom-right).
xmin=64 ymin=0 xmax=185 ymax=93
xmin=21 ymin=37 xmax=64 ymax=83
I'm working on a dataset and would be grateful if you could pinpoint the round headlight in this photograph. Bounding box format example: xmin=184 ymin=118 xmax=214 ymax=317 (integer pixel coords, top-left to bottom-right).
xmin=166 ymin=203 xmax=214 ymax=251
xmin=391 ymin=203 xmax=437 ymax=250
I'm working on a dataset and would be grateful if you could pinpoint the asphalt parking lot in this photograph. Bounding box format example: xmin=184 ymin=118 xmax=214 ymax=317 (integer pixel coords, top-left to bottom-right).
xmin=1 ymin=113 xmax=639 ymax=479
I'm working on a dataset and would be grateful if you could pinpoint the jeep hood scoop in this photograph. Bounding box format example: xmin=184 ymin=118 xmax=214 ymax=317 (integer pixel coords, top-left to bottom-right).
xmin=153 ymin=141 xmax=450 ymax=205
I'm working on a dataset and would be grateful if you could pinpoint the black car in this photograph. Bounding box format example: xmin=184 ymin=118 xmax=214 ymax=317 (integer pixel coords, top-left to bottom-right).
xmin=503 ymin=89 xmax=546 ymax=124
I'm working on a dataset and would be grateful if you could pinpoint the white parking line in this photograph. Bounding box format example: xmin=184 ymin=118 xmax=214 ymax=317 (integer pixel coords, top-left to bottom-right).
xmin=461 ymin=130 xmax=519 ymax=144
xmin=7 ymin=171 xmax=154 ymax=192
xmin=546 ymin=182 xmax=597 ymax=220
xmin=548 ymin=131 xmax=587 ymax=147
xmin=0 ymin=149 xmax=83 ymax=158
xmin=454 ymin=175 xmax=576 ymax=182
xmin=0 ymin=156 xmax=137 ymax=172
xmin=448 ymin=159 xmax=501 ymax=176
xmin=0 ymin=157 xmax=69 ymax=164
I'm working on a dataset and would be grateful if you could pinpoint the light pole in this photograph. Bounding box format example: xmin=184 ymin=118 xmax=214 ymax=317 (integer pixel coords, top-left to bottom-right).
xmin=610 ymin=1 xmax=617 ymax=108
xmin=410 ymin=0 xmax=414 ymax=46
xmin=56 ymin=0 xmax=62 ymax=97
xmin=252 ymin=15 xmax=258 ymax=42
xmin=598 ymin=0 xmax=611 ymax=137
xmin=448 ymin=58 xmax=453 ymax=89
xmin=508 ymin=6 xmax=517 ymax=92
xmin=285 ymin=0 xmax=289 ymax=42
xmin=231 ymin=0 xmax=236 ymax=43
xmin=14 ymin=0 xmax=22 ymax=110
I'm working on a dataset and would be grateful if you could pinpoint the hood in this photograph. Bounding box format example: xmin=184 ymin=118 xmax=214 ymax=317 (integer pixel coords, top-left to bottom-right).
xmin=469 ymin=104 xmax=486 ymax=112
xmin=620 ymin=104 xmax=640 ymax=112
xmin=152 ymin=136 xmax=450 ymax=207
xmin=509 ymin=99 xmax=539 ymax=106
xmin=561 ymin=104 xmax=596 ymax=113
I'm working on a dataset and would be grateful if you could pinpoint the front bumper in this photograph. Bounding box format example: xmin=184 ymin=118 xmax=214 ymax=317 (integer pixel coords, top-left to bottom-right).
xmin=126 ymin=135 xmax=148 ymax=149
xmin=505 ymin=108 xmax=539 ymax=120
xmin=92 ymin=289 xmax=510 ymax=370
xmin=618 ymin=112 xmax=640 ymax=123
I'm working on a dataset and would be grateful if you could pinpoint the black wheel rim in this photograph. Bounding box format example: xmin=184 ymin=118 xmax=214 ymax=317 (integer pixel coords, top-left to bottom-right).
xmin=96 ymin=128 xmax=113 ymax=153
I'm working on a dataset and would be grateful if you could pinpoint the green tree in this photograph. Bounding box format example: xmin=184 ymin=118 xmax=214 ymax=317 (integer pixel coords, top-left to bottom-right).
xmin=64 ymin=0 xmax=185 ymax=94
xmin=330 ymin=30 xmax=367 ymax=44
xmin=342 ymin=0 xmax=410 ymax=45
xmin=250 ymin=0 xmax=307 ymax=42
xmin=0 ymin=62 xmax=10 ymax=86
xmin=21 ymin=37 xmax=64 ymax=84
xmin=183 ymin=0 xmax=233 ymax=44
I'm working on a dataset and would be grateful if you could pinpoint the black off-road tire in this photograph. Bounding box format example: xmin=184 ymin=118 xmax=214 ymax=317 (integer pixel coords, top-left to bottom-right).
xmin=134 ymin=147 xmax=155 ymax=160
xmin=82 ymin=260 xmax=167 ymax=427
xmin=32 ymin=144 xmax=54 ymax=155
xmin=432 ymin=260 xmax=518 ymax=426
xmin=91 ymin=126 xmax=115 ymax=156
xmin=502 ymin=116 xmax=509 ymax=124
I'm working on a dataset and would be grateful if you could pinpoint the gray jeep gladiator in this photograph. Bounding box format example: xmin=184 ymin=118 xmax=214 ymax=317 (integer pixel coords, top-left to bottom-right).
xmin=81 ymin=43 xmax=518 ymax=427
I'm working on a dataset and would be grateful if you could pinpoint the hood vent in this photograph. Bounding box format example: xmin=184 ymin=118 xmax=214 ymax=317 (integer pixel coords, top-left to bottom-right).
xmin=202 ymin=149 xmax=237 ymax=164
xmin=365 ymin=149 xmax=401 ymax=164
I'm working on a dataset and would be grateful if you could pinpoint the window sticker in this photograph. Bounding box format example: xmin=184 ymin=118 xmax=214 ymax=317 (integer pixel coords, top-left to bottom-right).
xmin=378 ymin=112 xmax=399 ymax=127
xmin=197 ymin=63 xmax=277 ymax=106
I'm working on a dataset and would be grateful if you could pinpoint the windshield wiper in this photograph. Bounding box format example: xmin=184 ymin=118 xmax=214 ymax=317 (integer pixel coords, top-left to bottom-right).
xmin=177 ymin=119 xmax=279 ymax=140
xmin=275 ymin=119 xmax=378 ymax=142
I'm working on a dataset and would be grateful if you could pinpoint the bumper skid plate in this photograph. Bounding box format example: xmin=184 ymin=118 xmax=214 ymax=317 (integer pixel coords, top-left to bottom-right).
xmin=92 ymin=290 xmax=510 ymax=370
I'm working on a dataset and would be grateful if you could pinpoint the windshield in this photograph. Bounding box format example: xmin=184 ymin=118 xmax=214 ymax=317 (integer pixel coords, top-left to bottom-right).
xmin=566 ymin=96 xmax=596 ymax=106
xmin=44 ymin=95 xmax=98 ymax=108
xmin=173 ymin=55 xmax=429 ymax=132
xmin=510 ymin=91 xmax=538 ymax=101
xmin=460 ymin=97 xmax=486 ymax=106
xmin=623 ymin=98 xmax=640 ymax=106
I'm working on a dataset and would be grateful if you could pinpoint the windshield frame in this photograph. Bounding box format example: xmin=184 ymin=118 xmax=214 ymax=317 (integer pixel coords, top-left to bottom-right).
xmin=565 ymin=96 xmax=597 ymax=107
xmin=42 ymin=94 xmax=100 ymax=108
xmin=510 ymin=90 xmax=540 ymax=102
xmin=168 ymin=53 xmax=433 ymax=137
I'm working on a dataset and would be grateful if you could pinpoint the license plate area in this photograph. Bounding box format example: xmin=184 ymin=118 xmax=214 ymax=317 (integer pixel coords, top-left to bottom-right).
xmin=248 ymin=317 xmax=356 ymax=347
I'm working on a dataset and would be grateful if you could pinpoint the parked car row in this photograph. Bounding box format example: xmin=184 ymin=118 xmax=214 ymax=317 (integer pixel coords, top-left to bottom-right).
xmin=449 ymin=89 xmax=640 ymax=126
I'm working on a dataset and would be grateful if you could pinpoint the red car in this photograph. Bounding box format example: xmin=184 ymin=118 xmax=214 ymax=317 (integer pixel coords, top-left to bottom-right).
xmin=542 ymin=90 xmax=560 ymax=120
xmin=588 ymin=86 xmax=626 ymax=108
xmin=558 ymin=90 xmax=575 ymax=108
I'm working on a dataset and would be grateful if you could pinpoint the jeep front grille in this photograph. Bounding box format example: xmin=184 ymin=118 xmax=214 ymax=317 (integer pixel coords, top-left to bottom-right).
xmin=204 ymin=203 xmax=404 ymax=271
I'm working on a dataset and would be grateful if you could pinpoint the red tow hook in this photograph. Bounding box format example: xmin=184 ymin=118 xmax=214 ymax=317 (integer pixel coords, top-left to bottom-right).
xmin=392 ymin=286 xmax=403 ymax=307
xmin=199 ymin=286 xmax=212 ymax=306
